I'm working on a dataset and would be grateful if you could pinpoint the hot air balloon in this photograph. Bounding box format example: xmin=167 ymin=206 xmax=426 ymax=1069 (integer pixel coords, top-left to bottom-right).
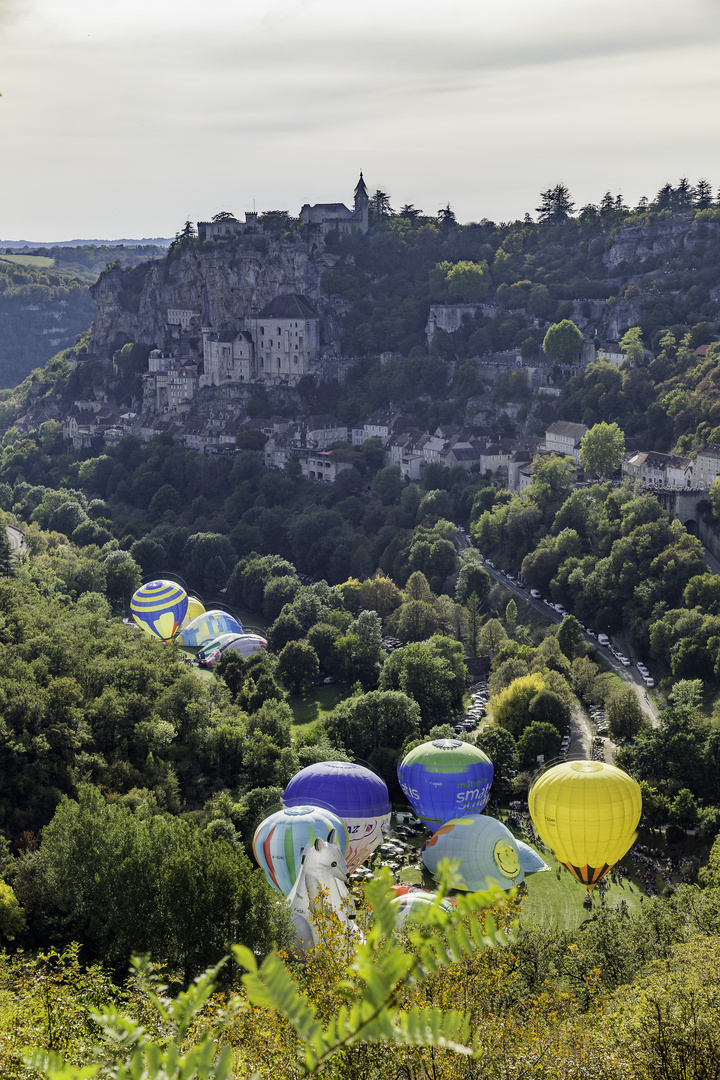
xmin=179 ymin=596 xmax=206 ymax=631
xmin=177 ymin=609 xmax=242 ymax=647
xmin=196 ymin=632 xmax=239 ymax=662
xmin=397 ymin=739 xmax=493 ymax=832
xmin=528 ymin=760 xmax=641 ymax=891
xmin=131 ymin=580 xmax=188 ymax=641
xmin=202 ymin=633 xmax=267 ymax=668
xmin=391 ymin=888 xmax=454 ymax=925
xmin=218 ymin=633 xmax=267 ymax=659
xmin=516 ymin=839 xmax=550 ymax=874
xmin=421 ymin=814 xmax=524 ymax=892
xmin=253 ymin=805 xmax=349 ymax=896
xmin=283 ymin=762 xmax=391 ymax=872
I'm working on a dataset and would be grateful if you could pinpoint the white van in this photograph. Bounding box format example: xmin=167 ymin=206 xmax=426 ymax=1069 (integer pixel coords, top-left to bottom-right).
xmin=598 ymin=634 xmax=610 ymax=646
xmin=643 ymin=675 xmax=655 ymax=688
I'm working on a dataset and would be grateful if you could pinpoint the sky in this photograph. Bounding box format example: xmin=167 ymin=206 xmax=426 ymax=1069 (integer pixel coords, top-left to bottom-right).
xmin=2 ymin=0 xmax=720 ymax=242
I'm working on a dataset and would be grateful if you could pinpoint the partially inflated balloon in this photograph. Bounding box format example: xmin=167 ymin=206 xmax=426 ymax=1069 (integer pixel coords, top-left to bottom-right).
xmin=283 ymin=762 xmax=391 ymax=872
xmin=516 ymin=839 xmax=550 ymax=874
xmin=391 ymin=889 xmax=453 ymax=924
xmin=253 ymin=805 xmax=349 ymax=895
xmin=131 ymin=580 xmax=188 ymax=641
xmin=177 ymin=609 xmax=242 ymax=647
xmin=219 ymin=633 xmax=267 ymax=658
xmin=528 ymin=760 xmax=641 ymax=891
xmin=421 ymin=814 xmax=524 ymax=892
xmin=179 ymin=596 xmax=205 ymax=631
xmin=397 ymin=739 xmax=493 ymax=831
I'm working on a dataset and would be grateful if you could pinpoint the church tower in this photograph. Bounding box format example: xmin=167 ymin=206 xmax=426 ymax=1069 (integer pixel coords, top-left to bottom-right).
xmin=354 ymin=172 xmax=369 ymax=234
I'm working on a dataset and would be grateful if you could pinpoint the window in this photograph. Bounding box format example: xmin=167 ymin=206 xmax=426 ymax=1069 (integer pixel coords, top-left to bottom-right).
xmin=293 ymin=356 xmax=298 ymax=364
xmin=277 ymin=358 xmax=281 ymax=370
xmin=277 ymin=327 xmax=281 ymax=335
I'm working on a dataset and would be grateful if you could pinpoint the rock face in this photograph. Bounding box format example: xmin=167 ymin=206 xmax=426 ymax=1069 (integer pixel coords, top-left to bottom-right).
xmin=90 ymin=235 xmax=342 ymax=361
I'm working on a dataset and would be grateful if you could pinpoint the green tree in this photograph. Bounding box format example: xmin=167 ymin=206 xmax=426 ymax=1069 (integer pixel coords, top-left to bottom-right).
xmin=542 ymin=320 xmax=583 ymax=364
xmin=619 ymin=326 xmax=645 ymax=366
xmin=606 ymin=686 xmax=644 ymax=742
xmin=276 ymin=641 xmax=320 ymax=695
xmin=516 ymin=721 xmax=562 ymax=769
xmin=579 ymin=422 xmax=626 ymax=478
xmin=556 ymin=614 xmax=584 ymax=659
xmin=536 ymin=184 xmax=575 ymax=222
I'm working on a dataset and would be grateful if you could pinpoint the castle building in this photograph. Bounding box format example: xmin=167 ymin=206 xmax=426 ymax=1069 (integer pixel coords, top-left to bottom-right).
xmin=299 ymin=173 xmax=369 ymax=235
xmin=200 ymin=329 xmax=254 ymax=386
xmin=247 ymin=294 xmax=320 ymax=385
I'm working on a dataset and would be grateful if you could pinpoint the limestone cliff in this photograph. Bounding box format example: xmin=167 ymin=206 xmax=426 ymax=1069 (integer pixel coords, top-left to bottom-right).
xmin=90 ymin=234 xmax=342 ymax=360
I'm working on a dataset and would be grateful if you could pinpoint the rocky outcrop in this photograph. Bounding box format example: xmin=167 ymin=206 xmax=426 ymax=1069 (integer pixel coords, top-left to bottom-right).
xmin=90 ymin=235 xmax=342 ymax=361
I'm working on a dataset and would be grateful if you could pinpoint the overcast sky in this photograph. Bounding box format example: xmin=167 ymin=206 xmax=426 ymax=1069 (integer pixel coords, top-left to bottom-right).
xmin=2 ymin=0 xmax=720 ymax=242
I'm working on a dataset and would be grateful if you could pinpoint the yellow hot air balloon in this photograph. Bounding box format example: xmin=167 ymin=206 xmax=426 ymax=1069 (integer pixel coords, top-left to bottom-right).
xmin=528 ymin=760 xmax=641 ymax=891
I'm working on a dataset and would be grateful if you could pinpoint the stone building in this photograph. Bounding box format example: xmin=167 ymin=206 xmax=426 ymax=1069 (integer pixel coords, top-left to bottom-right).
xmin=247 ymin=294 xmax=320 ymax=385
xmin=300 ymin=173 xmax=369 ymax=235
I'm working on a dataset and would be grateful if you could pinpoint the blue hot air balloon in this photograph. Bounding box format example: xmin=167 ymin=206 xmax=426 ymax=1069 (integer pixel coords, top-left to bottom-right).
xmin=516 ymin=839 xmax=550 ymax=874
xmin=131 ymin=580 xmax=188 ymax=641
xmin=283 ymin=762 xmax=391 ymax=872
xmin=421 ymin=814 xmax=524 ymax=892
xmin=177 ymin=610 xmax=243 ymax=647
xmin=397 ymin=739 xmax=493 ymax=832
xmin=253 ymin=805 xmax=349 ymax=895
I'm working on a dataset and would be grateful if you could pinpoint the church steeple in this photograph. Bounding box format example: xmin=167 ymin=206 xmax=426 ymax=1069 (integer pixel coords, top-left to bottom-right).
xmin=354 ymin=171 xmax=368 ymax=201
xmin=354 ymin=172 xmax=369 ymax=233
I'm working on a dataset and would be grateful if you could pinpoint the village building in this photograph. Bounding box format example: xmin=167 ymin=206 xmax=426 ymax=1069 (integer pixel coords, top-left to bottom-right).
xmin=623 ymin=450 xmax=694 ymax=488
xmin=543 ymin=421 xmax=588 ymax=464
xmin=693 ymin=445 xmax=720 ymax=489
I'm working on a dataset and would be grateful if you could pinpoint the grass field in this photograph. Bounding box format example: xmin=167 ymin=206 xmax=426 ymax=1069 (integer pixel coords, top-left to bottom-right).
xmin=289 ymin=685 xmax=348 ymax=736
xmin=0 ymin=253 xmax=54 ymax=268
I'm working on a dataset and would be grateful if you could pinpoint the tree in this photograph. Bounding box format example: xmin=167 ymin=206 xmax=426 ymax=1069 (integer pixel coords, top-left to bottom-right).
xmin=579 ymin=422 xmax=626 ymax=478
xmin=476 ymin=725 xmax=518 ymax=780
xmin=455 ymin=557 xmax=491 ymax=604
xmin=369 ymin=190 xmax=394 ymax=220
xmin=536 ymin=184 xmax=575 ymax=223
xmin=516 ymin=721 xmax=562 ymax=770
xmin=556 ymin=614 xmax=584 ymax=659
xmin=492 ymin=672 xmax=546 ymax=737
xmin=478 ymin=618 xmax=508 ymax=656
xmin=276 ymin=641 xmax=319 ymax=695
xmin=619 ymin=326 xmax=645 ymax=366
xmin=606 ymin=686 xmax=644 ymax=742
xmin=542 ymin=320 xmax=583 ymax=365
xmin=505 ymin=599 xmax=517 ymax=637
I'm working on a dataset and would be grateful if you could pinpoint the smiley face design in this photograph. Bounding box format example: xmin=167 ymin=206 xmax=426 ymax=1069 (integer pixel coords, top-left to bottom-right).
xmin=493 ymin=840 xmax=520 ymax=878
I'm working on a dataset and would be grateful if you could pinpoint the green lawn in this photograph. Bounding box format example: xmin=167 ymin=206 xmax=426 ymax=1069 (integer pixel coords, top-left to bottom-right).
xmin=288 ymin=684 xmax=348 ymax=736
xmin=0 ymin=253 xmax=55 ymax=268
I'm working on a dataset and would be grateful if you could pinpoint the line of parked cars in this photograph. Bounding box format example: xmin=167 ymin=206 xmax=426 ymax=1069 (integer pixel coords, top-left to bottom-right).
xmin=454 ymin=681 xmax=488 ymax=734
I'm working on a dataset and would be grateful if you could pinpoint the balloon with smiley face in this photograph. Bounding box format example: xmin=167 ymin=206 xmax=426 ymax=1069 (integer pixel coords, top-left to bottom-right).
xmin=420 ymin=814 xmax=524 ymax=892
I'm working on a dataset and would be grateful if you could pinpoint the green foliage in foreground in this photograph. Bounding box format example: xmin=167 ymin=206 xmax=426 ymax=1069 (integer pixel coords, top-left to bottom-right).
xmin=26 ymin=872 xmax=512 ymax=1080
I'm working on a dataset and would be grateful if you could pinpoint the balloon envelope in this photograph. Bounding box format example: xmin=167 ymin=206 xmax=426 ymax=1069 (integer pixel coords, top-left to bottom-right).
xmin=253 ymin=805 xmax=349 ymax=895
xmin=177 ymin=610 xmax=242 ymax=647
xmin=283 ymin=761 xmax=391 ymax=872
xmin=516 ymin=839 xmax=550 ymax=874
xmin=131 ymin=580 xmax=188 ymax=641
xmin=528 ymin=760 xmax=642 ymax=890
xmin=197 ymin=632 xmax=238 ymax=661
xmin=391 ymin=889 xmax=453 ymax=924
xmin=179 ymin=596 xmax=206 ymax=631
xmin=398 ymin=739 xmax=493 ymax=831
xmin=421 ymin=814 xmax=524 ymax=892
xmin=217 ymin=633 xmax=267 ymax=659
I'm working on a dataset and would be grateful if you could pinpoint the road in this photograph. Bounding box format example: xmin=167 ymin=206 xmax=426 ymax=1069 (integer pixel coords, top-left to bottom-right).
xmin=7 ymin=525 xmax=26 ymax=553
xmin=460 ymin=541 xmax=658 ymax=729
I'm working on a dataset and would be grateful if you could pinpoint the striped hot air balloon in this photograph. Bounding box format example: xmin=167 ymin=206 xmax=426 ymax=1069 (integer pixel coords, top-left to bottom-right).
xmin=177 ymin=609 xmax=242 ymax=647
xmin=131 ymin=580 xmax=188 ymax=641
xmin=283 ymin=761 xmax=391 ymax=872
xmin=253 ymin=805 xmax=349 ymax=895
